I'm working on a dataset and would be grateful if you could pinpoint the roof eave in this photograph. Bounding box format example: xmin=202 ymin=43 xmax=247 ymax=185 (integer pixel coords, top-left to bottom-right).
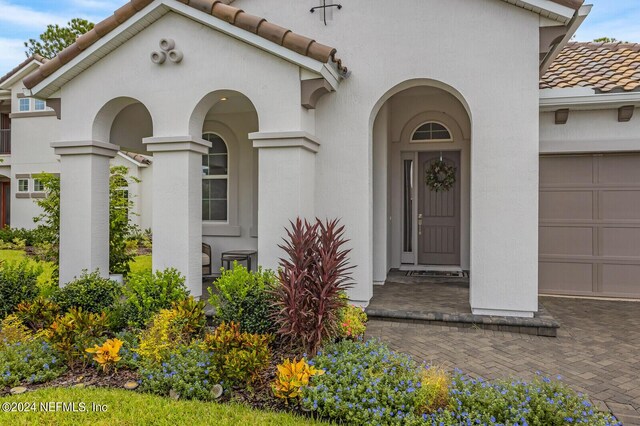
xmin=539 ymin=4 xmax=591 ymax=75
xmin=26 ymin=0 xmax=343 ymax=99
xmin=539 ymin=87 xmax=640 ymax=111
xmin=503 ymin=0 xmax=577 ymax=24
xmin=0 ymin=59 xmax=45 ymax=90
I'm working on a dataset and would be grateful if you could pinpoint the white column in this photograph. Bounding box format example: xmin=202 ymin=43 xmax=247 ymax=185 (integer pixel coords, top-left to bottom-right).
xmin=143 ymin=136 xmax=211 ymax=297
xmin=52 ymin=140 xmax=119 ymax=285
xmin=250 ymin=131 xmax=319 ymax=270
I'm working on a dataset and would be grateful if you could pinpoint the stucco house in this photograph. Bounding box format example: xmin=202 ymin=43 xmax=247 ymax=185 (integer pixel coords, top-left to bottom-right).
xmin=0 ymin=0 xmax=638 ymax=318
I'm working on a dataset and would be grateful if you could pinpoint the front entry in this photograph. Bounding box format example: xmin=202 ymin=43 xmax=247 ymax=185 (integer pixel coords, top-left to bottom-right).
xmin=418 ymin=151 xmax=460 ymax=265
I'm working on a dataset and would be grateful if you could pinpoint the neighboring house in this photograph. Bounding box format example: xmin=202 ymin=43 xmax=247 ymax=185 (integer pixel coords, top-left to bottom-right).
xmin=1 ymin=0 xmax=638 ymax=315
xmin=0 ymin=57 xmax=152 ymax=231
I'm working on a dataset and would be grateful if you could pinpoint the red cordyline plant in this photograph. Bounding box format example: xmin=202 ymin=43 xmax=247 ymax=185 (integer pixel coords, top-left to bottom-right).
xmin=271 ymin=218 xmax=354 ymax=356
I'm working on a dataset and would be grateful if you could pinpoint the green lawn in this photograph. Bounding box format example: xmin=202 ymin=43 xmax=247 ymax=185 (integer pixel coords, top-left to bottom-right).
xmin=0 ymin=387 xmax=327 ymax=425
xmin=129 ymin=254 xmax=152 ymax=274
xmin=0 ymin=250 xmax=152 ymax=278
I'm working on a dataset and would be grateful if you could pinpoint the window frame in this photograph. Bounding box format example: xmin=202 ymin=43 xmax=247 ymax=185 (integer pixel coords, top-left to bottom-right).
xmin=34 ymin=99 xmax=46 ymax=111
xmin=32 ymin=178 xmax=45 ymax=193
xmin=201 ymin=132 xmax=229 ymax=223
xmin=410 ymin=121 xmax=453 ymax=143
xmin=19 ymin=98 xmax=30 ymax=112
xmin=17 ymin=179 xmax=29 ymax=193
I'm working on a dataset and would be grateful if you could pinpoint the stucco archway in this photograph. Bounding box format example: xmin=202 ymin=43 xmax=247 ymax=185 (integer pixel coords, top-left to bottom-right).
xmin=92 ymin=97 xmax=154 ymax=148
xmin=370 ymin=81 xmax=472 ymax=287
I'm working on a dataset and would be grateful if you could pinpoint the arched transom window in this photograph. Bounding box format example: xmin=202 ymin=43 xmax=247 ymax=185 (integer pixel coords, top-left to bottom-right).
xmin=411 ymin=122 xmax=453 ymax=142
xmin=202 ymin=133 xmax=228 ymax=222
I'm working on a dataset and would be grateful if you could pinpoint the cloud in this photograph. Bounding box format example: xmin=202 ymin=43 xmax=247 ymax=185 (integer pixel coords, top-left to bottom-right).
xmin=0 ymin=0 xmax=67 ymax=29
xmin=0 ymin=38 xmax=28 ymax=78
xmin=574 ymin=1 xmax=640 ymax=42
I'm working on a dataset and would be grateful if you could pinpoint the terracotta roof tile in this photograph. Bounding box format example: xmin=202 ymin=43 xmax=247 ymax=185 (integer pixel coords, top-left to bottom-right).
xmin=121 ymin=151 xmax=152 ymax=165
xmin=541 ymin=42 xmax=640 ymax=92
xmin=23 ymin=0 xmax=345 ymax=90
xmin=0 ymin=54 xmax=47 ymax=86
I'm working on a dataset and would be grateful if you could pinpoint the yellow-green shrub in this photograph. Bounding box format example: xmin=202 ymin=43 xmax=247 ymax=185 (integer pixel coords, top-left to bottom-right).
xmin=201 ymin=322 xmax=271 ymax=387
xmin=415 ymin=365 xmax=451 ymax=414
xmin=136 ymin=309 xmax=190 ymax=364
xmin=0 ymin=314 xmax=36 ymax=345
xmin=272 ymin=357 xmax=324 ymax=401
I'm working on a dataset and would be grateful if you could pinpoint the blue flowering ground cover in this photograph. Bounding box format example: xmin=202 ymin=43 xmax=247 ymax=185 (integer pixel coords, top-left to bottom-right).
xmin=0 ymin=339 xmax=65 ymax=387
xmin=303 ymin=339 xmax=622 ymax=426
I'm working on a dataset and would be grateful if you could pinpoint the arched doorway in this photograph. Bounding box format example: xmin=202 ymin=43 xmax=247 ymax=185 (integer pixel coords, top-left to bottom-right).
xmin=371 ymin=82 xmax=472 ymax=282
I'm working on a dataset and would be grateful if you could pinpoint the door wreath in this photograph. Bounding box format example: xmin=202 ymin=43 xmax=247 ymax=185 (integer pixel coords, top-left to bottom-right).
xmin=425 ymin=159 xmax=456 ymax=192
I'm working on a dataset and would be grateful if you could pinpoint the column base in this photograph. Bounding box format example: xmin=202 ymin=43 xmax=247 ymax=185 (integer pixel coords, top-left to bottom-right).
xmin=472 ymin=308 xmax=535 ymax=318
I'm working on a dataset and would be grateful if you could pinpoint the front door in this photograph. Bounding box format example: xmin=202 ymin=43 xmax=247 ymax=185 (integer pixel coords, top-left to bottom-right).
xmin=0 ymin=182 xmax=9 ymax=228
xmin=418 ymin=151 xmax=460 ymax=265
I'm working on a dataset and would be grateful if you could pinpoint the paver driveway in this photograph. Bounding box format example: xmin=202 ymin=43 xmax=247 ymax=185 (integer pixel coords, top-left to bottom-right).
xmin=366 ymin=296 xmax=640 ymax=425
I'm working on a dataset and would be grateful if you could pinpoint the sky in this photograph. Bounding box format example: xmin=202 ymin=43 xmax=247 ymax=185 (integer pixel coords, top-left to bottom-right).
xmin=0 ymin=0 xmax=639 ymax=76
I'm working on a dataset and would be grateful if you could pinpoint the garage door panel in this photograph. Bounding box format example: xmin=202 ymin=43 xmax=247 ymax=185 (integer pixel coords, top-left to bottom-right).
xmin=539 ymin=191 xmax=593 ymax=220
xmin=539 ymin=153 xmax=640 ymax=299
xmin=602 ymin=264 xmax=640 ymax=295
xmin=599 ymin=155 xmax=640 ymax=183
xmin=539 ymin=227 xmax=593 ymax=256
xmin=600 ymin=191 xmax=640 ymax=220
xmin=539 ymin=262 xmax=593 ymax=293
xmin=540 ymin=156 xmax=593 ymax=185
xmin=601 ymin=228 xmax=640 ymax=257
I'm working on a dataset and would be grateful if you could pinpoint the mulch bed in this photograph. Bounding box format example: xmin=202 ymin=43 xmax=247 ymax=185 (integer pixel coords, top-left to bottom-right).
xmin=1 ymin=368 xmax=140 ymax=398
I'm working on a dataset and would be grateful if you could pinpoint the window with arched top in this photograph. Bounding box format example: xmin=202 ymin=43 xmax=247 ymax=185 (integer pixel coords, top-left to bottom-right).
xmin=411 ymin=122 xmax=453 ymax=142
xmin=202 ymin=133 xmax=228 ymax=222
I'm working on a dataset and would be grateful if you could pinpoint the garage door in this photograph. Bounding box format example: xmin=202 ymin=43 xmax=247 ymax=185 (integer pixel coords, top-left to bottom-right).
xmin=539 ymin=153 xmax=640 ymax=298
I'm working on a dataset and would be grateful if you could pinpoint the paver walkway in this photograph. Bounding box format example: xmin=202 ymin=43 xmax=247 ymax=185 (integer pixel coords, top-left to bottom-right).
xmin=366 ymin=296 xmax=640 ymax=425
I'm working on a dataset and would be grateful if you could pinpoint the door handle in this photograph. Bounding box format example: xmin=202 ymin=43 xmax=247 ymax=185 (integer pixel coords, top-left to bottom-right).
xmin=418 ymin=214 xmax=423 ymax=236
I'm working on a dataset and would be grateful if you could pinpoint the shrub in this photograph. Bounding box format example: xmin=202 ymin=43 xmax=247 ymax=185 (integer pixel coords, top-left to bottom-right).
xmin=121 ymin=268 xmax=188 ymax=328
xmin=172 ymin=296 xmax=207 ymax=336
xmin=200 ymin=322 xmax=271 ymax=387
xmin=272 ymin=218 xmax=353 ymax=356
xmin=338 ymin=304 xmax=367 ymax=339
xmin=273 ymin=357 xmax=324 ymax=402
xmin=16 ymin=297 xmax=61 ymax=331
xmin=86 ymin=338 xmax=123 ymax=373
xmin=302 ymin=339 xmax=424 ymax=424
xmin=139 ymin=341 xmax=215 ymax=401
xmin=0 ymin=315 xmax=36 ymax=345
xmin=52 ymin=270 xmax=122 ymax=313
xmin=415 ymin=365 xmax=450 ymax=415
xmin=0 ymin=260 xmax=42 ymax=317
xmin=0 ymin=226 xmax=50 ymax=246
xmin=209 ymin=264 xmax=277 ymax=334
xmin=136 ymin=309 xmax=192 ymax=364
xmin=0 ymin=338 xmax=65 ymax=387
xmin=427 ymin=372 xmax=622 ymax=425
xmin=45 ymin=308 xmax=110 ymax=368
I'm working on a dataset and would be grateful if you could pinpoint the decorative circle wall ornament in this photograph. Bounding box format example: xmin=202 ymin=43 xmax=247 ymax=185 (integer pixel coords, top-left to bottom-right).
xmin=151 ymin=39 xmax=183 ymax=64
xmin=425 ymin=159 xmax=456 ymax=192
xmin=150 ymin=51 xmax=166 ymax=64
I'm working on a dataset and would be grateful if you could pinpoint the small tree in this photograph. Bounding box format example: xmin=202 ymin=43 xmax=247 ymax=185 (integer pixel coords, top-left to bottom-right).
xmin=33 ymin=166 xmax=139 ymax=277
xmin=25 ymin=19 xmax=94 ymax=59
xmin=109 ymin=166 xmax=139 ymax=276
xmin=271 ymin=218 xmax=354 ymax=356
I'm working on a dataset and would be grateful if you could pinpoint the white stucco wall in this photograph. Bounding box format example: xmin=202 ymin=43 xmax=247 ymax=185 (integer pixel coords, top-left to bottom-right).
xmin=540 ymin=107 xmax=640 ymax=153
xmin=235 ymin=0 xmax=541 ymax=313
xmin=32 ymin=0 xmax=544 ymax=313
